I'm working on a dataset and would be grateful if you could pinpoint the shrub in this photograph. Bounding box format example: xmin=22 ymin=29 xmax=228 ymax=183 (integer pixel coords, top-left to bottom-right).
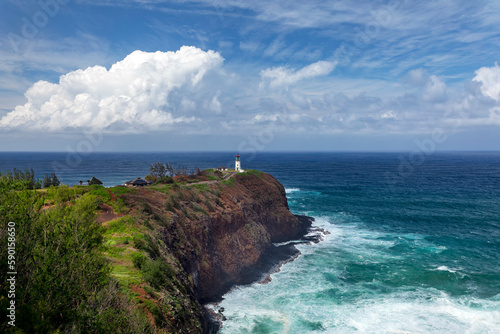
xmin=145 ymin=174 xmax=157 ymax=183
xmin=165 ymin=200 xmax=174 ymax=212
xmin=132 ymin=253 xmax=148 ymax=270
xmin=158 ymin=176 xmax=174 ymax=184
xmin=191 ymin=203 xmax=208 ymax=216
xmin=205 ymin=199 xmax=214 ymax=212
xmin=89 ymin=187 xmax=111 ymax=203
xmin=141 ymin=258 xmax=175 ymax=290
xmin=133 ymin=235 xmax=147 ymax=251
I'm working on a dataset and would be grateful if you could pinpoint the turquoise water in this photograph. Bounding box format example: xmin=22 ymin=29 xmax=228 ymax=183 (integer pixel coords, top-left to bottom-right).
xmin=217 ymin=153 xmax=500 ymax=333
xmin=2 ymin=152 xmax=499 ymax=332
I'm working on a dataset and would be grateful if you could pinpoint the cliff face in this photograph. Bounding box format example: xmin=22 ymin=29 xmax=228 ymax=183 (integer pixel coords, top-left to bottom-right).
xmin=118 ymin=170 xmax=310 ymax=332
xmin=183 ymin=172 xmax=308 ymax=302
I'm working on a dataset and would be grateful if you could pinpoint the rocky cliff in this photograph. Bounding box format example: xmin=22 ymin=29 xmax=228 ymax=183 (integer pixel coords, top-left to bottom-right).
xmin=106 ymin=170 xmax=311 ymax=333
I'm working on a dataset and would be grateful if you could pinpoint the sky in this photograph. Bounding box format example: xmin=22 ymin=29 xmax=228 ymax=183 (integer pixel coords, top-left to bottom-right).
xmin=0 ymin=0 xmax=500 ymax=152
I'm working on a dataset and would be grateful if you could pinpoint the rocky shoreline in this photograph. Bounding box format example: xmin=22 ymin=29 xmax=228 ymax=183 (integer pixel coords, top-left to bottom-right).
xmin=204 ymin=215 xmax=321 ymax=332
xmin=109 ymin=171 xmax=315 ymax=333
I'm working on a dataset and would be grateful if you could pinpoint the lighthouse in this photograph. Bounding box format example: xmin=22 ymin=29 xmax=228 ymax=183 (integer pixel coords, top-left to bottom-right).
xmin=235 ymin=154 xmax=241 ymax=172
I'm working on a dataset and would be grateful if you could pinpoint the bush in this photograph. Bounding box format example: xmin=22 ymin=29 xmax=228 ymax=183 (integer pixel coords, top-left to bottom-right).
xmin=89 ymin=187 xmax=111 ymax=203
xmin=133 ymin=235 xmax=147 ymax=251
xmin=165 ymin=200 xmax=174 ymax=212
xmin=145 ymin=174 xmax=157 ymax=183
xmin=132 ymin=253 xmax=148 ymax=270
xmin=141 ymin=258 xmax=175 ymax=290
xmin=158 ymin=176 xmax=174 ymax=184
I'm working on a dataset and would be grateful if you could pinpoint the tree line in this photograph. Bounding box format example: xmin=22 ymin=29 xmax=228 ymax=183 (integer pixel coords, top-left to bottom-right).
xmin=147 ymin=162 xmax=201 ymax=183
xmin=1 ymin=168 xmax=60 ymax=190
xmin=0 ymin=168 xmax=105 ymax=189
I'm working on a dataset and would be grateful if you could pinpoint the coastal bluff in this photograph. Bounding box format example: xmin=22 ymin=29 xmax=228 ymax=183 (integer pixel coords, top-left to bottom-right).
xmin=110 ymin=170 xmax=312 ymax=332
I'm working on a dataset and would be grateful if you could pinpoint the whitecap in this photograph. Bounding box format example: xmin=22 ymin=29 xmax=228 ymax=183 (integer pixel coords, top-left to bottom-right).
xmin=436 ymin=266 xmax=457 ymax=273
xmin=285 ymin=188 xmax=300 ymax=193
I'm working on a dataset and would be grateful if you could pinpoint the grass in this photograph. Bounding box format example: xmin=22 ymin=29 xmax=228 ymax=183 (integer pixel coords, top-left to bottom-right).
xmin=190 ymin=203 xmax=208 ymax=216
xmin=89 ymin=187 xmax=111 ymax=202
xmin=109 ymin=197 xmax=129 ymax=214
xmin=190 ymin=183 xmax=209 ymax=192
xmin=220 ymin=177 xmax=236 ymax=186
xmin=103 ymin=216 xmax=149 ymax=288
xmin=109 ymin=186 xmax=135 ymax=195
xmin=105 ymin=216 xmax=138 ymax=235
xmin=241 ymin=169 xmax=264 ymax=179
xmin=110 ymin=263 xmax=143 ymax=287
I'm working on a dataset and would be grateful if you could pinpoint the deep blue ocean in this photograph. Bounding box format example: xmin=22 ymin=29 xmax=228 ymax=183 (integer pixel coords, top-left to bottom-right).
xmin=1 ymin=152 xmax=499 ymax=333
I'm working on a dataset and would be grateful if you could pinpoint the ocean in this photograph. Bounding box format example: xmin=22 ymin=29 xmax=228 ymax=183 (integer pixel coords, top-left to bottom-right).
xmin=1 ymin=152 xmax=499 ymax=333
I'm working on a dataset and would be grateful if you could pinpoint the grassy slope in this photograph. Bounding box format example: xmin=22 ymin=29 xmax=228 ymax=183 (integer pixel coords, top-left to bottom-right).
xmin=35 ymin=170 xmax=264 ymax=333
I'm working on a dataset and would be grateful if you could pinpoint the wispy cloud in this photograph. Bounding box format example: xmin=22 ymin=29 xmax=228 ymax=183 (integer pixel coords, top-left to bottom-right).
xmin=260 ymin=61 xmax=337 ymax=89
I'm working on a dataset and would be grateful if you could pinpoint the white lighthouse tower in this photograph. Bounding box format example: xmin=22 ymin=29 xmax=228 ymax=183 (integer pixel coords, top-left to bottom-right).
xmin=235 ymin=154 xmax=241 ymax=172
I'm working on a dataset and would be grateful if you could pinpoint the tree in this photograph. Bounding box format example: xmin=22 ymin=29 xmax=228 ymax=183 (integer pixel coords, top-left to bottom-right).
xmin=42 ymin=173 xmax=60 ymax=188
xmin=175 ymin=166 xmax=188 ymax=176
xmin=79 ymin=180 xmax=83 ymax=186
xmin=150 ymin=162 xmax=167 ymax=179
xmin=89 ymin=177 xmax=103 ymax=185
xmin=42 ymin=174 xmax=52 ymax=188
xmin=150 ymin=162 xmax=179 ymax=178
xmin=165 ymin=162 xmax=174 ymax=177
xmin=8 ymin=167 xmax=39 ymax=189
xmin=51 ymin=173 xmax=60 ymax=187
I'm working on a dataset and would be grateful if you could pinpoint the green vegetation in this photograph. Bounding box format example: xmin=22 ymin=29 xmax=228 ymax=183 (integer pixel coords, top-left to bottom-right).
xmin=141 ymin=258 xmax=175 ymax=290
xmin=41 ymin=173 xmax=60 ymax=188
xmin=240 ymin=169 xmax=264 ymax=179
xmin=220 ymin=176 xmax=236 ymax=186
xmin=0 ymin=175 xmax=150 ymax=333
xmin=89 ymin=185 xmax=112 ymax=203
xmin=0 ymin=165 xmax=260 ymax=333
xmin=88 ymin=176 xmax=103 ymax=185
xmin=109 ymin=186 xmax=135 ymax=195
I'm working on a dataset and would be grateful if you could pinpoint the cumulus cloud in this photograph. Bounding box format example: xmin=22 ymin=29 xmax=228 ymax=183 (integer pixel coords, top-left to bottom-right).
xmin=260 ymin=60 xmax=336 ymax=89
xmin=473 ymin=63 xmax=500 ymax=102
xmin=0 ymin=46 xmax=224 ymax=132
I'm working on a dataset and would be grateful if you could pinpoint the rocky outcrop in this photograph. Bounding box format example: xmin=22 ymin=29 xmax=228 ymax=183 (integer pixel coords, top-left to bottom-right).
xmin=122 ymin=171 xmax=312 ymax=332
xmin=187 ymin=172 xmax=310 ymax=302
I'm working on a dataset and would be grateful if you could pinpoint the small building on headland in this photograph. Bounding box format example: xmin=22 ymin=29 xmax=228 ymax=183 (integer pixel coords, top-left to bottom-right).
xmin=124 ymin=177 xmax=151 ymax=187
xmin=215 ymin=166 xmax=228 ymax=171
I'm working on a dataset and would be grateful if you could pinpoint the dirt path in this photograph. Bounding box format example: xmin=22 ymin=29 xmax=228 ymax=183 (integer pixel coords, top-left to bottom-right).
xmin=97 ymin=203 xmax=122 ymax=224
xmin=185 ymin=171 xmax=236 ymax=186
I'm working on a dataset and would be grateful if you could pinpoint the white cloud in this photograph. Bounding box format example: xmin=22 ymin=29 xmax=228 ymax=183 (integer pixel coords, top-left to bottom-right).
xmin=260 ymin=60 xmax=336 ymax=89
xmin=404 ymin=68 xmax=428 ymax=86
xmin=423 ymin=75 xmax=447 ymax=102
xmin=473 ymin=63 xmax=500 ymax=102
xmin=0 ymin=46 xmax=224 ymax=133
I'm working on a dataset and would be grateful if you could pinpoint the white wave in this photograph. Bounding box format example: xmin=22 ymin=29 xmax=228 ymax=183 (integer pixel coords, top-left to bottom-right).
xmin=219 ymin=284 xmax=500 ymax=334
xmin=436 ymin=266 xmax=457 ymax=273
xmin=285 ymin=188 xmax=301 ymax=193
xmin=218 ymin=215 xmax=500 ymax=334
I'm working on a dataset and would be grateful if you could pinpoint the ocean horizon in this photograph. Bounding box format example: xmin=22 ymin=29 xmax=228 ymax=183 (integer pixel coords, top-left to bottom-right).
xmin=2 ymin=151 xmax=499 ymax=333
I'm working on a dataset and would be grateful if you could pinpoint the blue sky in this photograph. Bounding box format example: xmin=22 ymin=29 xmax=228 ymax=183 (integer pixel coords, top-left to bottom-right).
xmin=1 ymin=0 xmax=500 ymax=152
